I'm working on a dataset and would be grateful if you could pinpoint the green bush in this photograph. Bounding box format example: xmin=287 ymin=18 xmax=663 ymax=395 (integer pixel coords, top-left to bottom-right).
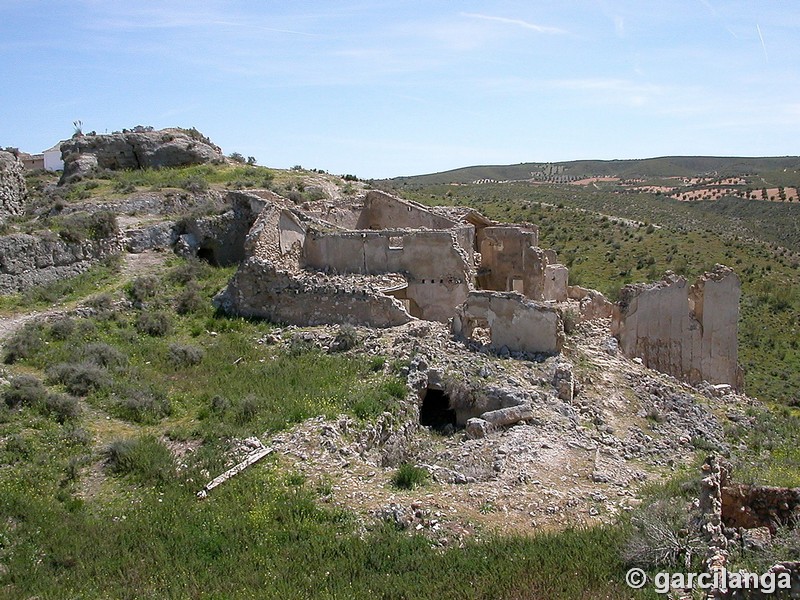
xmin=391 ymin=464 xmax=429 ymax=490
xmin=129 ymin=275 xmax=160 ymax=304
xmin=105 ymin=435 xmax=174 ymax=484
xmin=41 ymin=392 xmax=81 ymax=424
xmin=56 ymin=210 xmax=118 ymax=243
xmin=135 ymin=311 xmax=172 ymax=336
xmin=81 ymin=342 xmax=127 ymax=368
xmin=115 ymin=387 xmax=172 ymax=424
xmin=168 ymin=343 xmax=204 ymax=367
xmin=3 ymin=374 xmax=47 ymax=408
xmin=46 ymin=362 xmax=112 ymax=396
xmin=49 ymin=317 xmax=77 ymax=340
xmin=175 ymin=282 xmax=205 ymax=314
xmin=3 ymin=322 xmax=46 ymax=363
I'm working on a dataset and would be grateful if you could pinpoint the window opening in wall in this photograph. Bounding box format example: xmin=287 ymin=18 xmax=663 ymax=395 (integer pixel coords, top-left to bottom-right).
xmin=389 ymin=236 xmax=403 ymax=249
xmin=512 ymin=278 xmax=524 ymax=293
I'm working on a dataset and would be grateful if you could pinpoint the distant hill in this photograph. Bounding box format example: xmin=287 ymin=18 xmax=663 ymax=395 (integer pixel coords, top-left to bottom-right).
xmin=386 ymin=156 xmax=800 ymax=185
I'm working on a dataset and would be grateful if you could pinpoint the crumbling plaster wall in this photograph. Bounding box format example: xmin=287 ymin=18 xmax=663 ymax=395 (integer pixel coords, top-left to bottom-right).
xmin=453 ymin=291 xmax=565 ymax=355
xmin=355 ymin=190 xmax=457 ymax=230
xmin=611 ymin=265 xmax=742 ymax=388
xmin=477 ymin=227 xmax=559 ymax=300
xmin=303 ymin=228 xmax=472 ymax=322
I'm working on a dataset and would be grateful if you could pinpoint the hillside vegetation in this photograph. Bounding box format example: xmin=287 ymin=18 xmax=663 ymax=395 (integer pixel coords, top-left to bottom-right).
xmin=2 ymin=158 xmax=800 ymax=599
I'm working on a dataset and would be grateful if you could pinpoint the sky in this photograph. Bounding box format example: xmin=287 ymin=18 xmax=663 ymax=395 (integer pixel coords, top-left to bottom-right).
xmin=1 ymin=1 xmax=799 ymax=179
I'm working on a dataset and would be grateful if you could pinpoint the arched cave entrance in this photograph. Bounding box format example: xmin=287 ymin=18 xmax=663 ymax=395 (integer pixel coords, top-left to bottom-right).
xmin=419 ymin=388 xmax=457 ymax=432
xmin=197 ymin=245 xmax=219 ymax=266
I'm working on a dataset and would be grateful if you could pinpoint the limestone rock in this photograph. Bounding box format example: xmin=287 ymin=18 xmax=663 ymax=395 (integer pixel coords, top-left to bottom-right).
xmin=59 ymin=128 xmax=224 ymax=183
xmin=0 ymin=150 xmax=26 ymax=222
xmin=465 ymin=418 xmax=492 ymax=439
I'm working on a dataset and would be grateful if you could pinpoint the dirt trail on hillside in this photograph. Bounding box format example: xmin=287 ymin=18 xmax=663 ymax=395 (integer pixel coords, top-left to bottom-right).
xmin=0 ymin=251 xmax=169 ymax=342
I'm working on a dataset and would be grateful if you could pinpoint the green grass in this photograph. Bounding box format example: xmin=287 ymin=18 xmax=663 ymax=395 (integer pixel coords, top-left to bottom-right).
xmin=0 ymin=255 xmax=657 ymax=599
xmin=391 ymin=463 xmax=429 ymax=490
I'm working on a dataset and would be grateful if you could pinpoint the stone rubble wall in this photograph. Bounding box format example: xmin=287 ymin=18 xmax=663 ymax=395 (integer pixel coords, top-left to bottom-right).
xmin=0 ymin=232 xmax=122 ymax=293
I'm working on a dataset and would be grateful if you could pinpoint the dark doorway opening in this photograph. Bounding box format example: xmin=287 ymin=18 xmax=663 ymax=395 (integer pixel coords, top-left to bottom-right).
xmin=197 ymin=246 xmax=219 ymax=266
xmin=419 ymin=388 xmax=457 ymax=432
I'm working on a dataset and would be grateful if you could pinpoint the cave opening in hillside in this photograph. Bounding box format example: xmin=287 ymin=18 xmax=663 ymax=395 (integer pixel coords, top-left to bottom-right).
xmin=197 ymin=246 xmax=219 ymax=266
xmin=419 ymin=388 xmax=457 ymax=432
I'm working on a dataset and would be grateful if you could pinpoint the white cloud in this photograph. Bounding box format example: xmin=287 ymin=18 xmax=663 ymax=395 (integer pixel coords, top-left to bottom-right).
xmin=460 ymin=12 xmax=566 ymax=35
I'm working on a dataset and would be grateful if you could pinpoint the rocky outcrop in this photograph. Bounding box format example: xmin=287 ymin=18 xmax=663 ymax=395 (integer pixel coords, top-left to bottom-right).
xmin=0 ymin=232 xmax=122 ymax=293
xmin=59 ymin=128 xmax=224 ymax=184
xmin=0 ymin=150 xmax=26 ymax=222
xmin=611 ymin=265 xmax=743 ymax=389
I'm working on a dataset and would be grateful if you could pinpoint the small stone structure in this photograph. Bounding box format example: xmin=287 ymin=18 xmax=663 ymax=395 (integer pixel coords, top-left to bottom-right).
xmin=452 ymin=291 xmax=565 ymax=355
xmin=0 ymin=150 xmax=26 ymax=223
xmin=611 ymin=266 xmax=743 ymax=389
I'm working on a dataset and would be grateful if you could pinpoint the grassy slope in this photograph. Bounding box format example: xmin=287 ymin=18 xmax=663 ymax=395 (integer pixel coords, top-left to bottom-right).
xmin=0 ymin=256 xmax=645 ymax=599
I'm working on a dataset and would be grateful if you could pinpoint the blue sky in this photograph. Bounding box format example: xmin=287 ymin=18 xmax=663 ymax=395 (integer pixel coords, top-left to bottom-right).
xmin=1 ymin=1 xmax=798 ymax=179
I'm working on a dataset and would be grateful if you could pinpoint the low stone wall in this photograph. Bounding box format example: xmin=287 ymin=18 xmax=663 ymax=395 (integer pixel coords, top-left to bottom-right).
xmin=214 ymin=258 xmax=413 ymax=328
xmin=0 ymin=232 xmax=122 ymax=293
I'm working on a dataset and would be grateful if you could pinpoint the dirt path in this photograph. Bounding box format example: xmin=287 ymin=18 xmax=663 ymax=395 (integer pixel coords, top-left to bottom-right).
xmin=0 ymin=251 xmax=170 ymax=343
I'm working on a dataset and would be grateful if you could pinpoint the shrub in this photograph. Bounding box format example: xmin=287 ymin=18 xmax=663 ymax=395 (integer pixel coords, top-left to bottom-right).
xmin=81 ymin=342 xmax=127 ymax=368
xmin=3 ymin=375 xmax=47 ymax=408
xmin=46 ymin=362 xmax=112 ymax=396
xmin=391 ymin=464 xmax=429 ymax=490
xmin=234 ymin=395 xmax=260 ymax=425
xmin=57 ymin=210 xmax=118 ymax=242
xmin=623 ymin=499 xmax=705 ymax=570
xmin=329 ymin=325 xmax=358 ymax=352
xmin=115 ymin=387 xmax=172 ymax=424
xmin=168 ymin=343 xmax=204 ymax=367
xmin=105 ymin=435 xmax=174 ymax=484
xmin=181 ymin=175 xmax=209 ymax=194
xmin=167 ymin=259 xmax=210 ymax=285
xmin=129 ymin=275 xmax=160 ymax=304
xmin=135 ymin=311 xmax=171 ymax=337
xmin=41 ymin=392 xmax=81 ymax=423
xmin=3 ymin=322 xmax=46 ymax=363
xmin=49 ymin=317 xmax=76 ymax=340
xmin=175 ymin=283 xmax=205 ymax=315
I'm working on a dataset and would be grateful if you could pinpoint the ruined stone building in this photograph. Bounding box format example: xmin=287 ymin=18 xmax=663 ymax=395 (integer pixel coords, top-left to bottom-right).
xmin=213 ymin=189 xmax=743 ymax=389
xmin=215 ymin=190 xmax=569 ymax=343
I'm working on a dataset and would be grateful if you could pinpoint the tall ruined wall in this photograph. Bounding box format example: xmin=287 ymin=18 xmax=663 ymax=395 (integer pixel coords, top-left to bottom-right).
xmin=355 ymin=190 xmax=457 ymax=230
xmin=0 ymin=233 xmax=122 ymax=293
xmin=0 ymin=150 xmax=26 ymax=223
xmin=611 ymin=265 xmax=742 ymax=388
xmin=303 ymin=228 xmax=471 ymax=321
xmin=214 ymin=258 xmax=412 ymax=328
